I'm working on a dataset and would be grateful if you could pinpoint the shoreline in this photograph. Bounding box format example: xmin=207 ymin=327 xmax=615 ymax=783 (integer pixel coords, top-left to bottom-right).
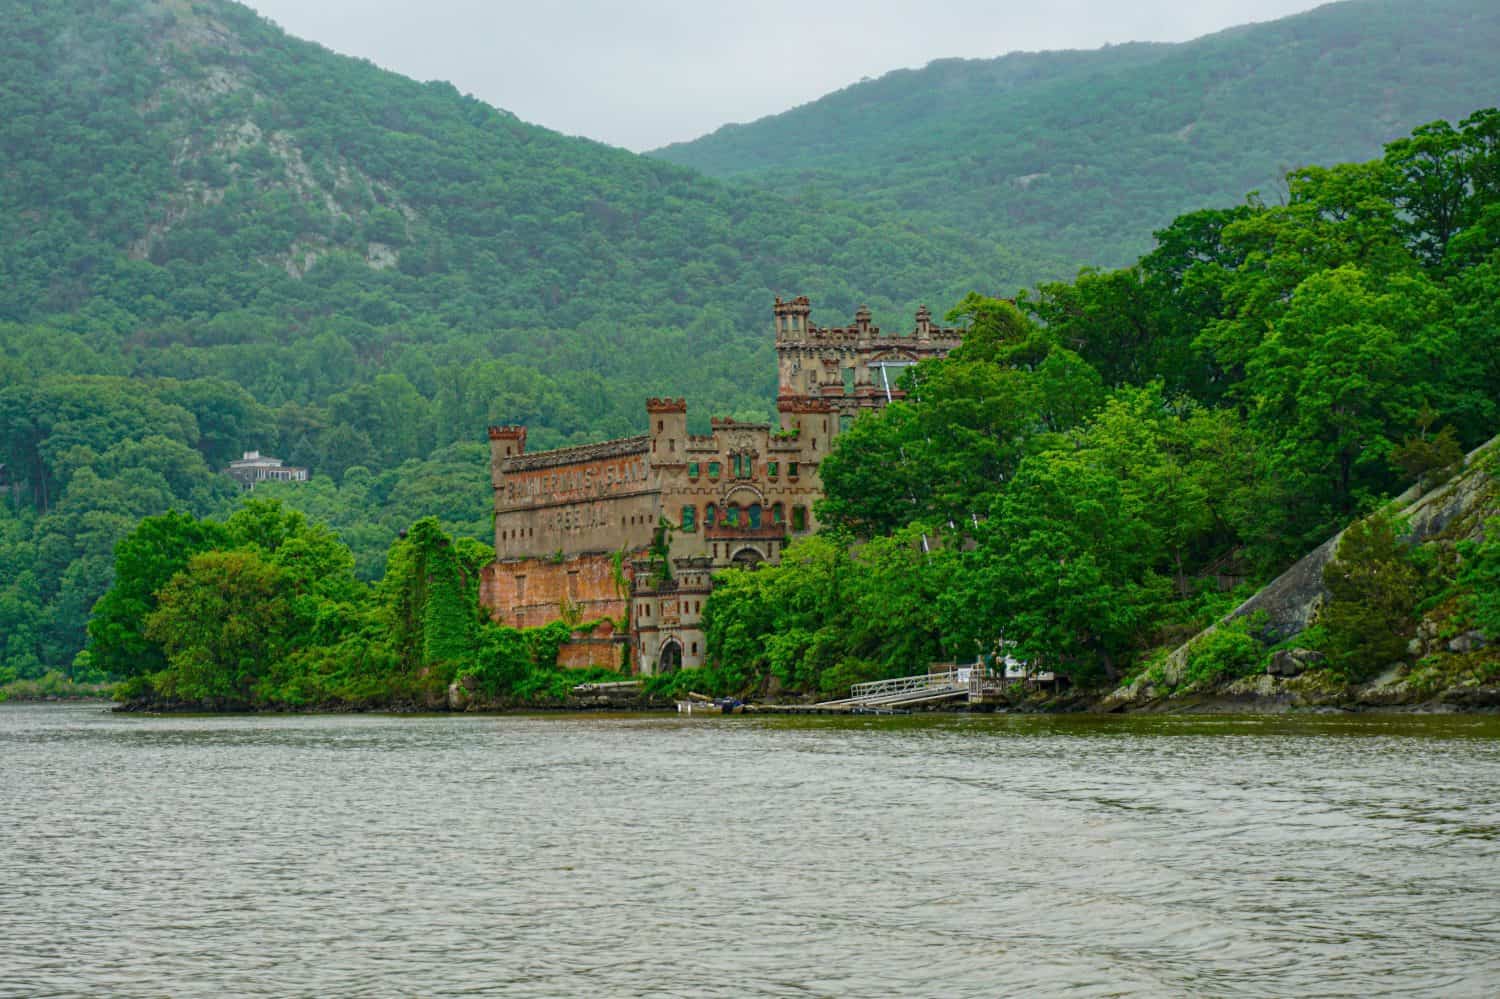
xmin=102 ymin=686 xmax=1500 ymax=716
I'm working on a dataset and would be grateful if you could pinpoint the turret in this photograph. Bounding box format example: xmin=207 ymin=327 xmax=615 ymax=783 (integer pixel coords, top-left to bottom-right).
xmin=855 ymin=305 xmax=872 ymax=335
xmin=773 ymin=295 xmax=812 ymax=341
xmin=488 ymin=425 xmax=527 ymax=484
xmin=487 ymin=425 xmax=527 ymax=556
xmin=915 ymin=304 xmax=933 ymax=342
xmin=646 ymin=397 xmax=687 ymax=461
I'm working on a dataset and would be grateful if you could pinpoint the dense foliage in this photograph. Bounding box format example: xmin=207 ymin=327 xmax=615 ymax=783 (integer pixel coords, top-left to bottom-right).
xmin=0 ymin=0 xmax=1036 ymax=432
xmin=655 ymin=0 xmax=1500 ymax=270
xmin=699 ymin=112 xmax=1500 ymax=691
xmin=0 ymin=0 xmax=1049 ymax=678
xmin=96 ymin=503 xmax=595 ymax=707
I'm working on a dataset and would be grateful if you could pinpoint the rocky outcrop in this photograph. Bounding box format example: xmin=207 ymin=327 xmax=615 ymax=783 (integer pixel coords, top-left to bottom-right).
xmin=1267 ymin=648 xmax=1325 ymax=677
xmin=1159 ymin=437 xmax=1496 ymax=683
xmin=1103 ymin=437 xmax=1497 ymax=709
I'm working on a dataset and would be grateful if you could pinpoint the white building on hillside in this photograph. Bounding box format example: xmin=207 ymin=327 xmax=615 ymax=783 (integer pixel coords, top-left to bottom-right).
xmin=226 ymin=450 xmax=309 ymax=491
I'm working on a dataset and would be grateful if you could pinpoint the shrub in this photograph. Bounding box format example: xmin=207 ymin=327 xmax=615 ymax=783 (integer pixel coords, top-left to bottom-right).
xmin=1181 ymin=616 xmax=1264 ymax=688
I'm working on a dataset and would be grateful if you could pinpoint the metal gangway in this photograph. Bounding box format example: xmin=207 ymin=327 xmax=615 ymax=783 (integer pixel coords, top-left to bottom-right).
xmin=815 ymin=664 xmax=991 ymax=709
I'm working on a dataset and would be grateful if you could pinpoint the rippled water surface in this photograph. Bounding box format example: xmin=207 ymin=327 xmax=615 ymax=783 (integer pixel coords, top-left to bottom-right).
xmin=4 ymin=704 xmax=1500 ymax=997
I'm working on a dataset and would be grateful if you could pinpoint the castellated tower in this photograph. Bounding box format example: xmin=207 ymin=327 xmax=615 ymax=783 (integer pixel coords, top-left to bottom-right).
xmin=773 ymin=295 xmax=812 ymax=341
xmin=775 ymin=297 xmax=964 ymax=434
xmin=647 ymin=397 xmax=687 ymax=463
xmin=487 ymin=425 xmax=527 ymax=556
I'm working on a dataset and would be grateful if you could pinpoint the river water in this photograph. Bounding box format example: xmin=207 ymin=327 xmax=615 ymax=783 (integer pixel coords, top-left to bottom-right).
xmin=3 ymin=703 xmax=1499 ymax=998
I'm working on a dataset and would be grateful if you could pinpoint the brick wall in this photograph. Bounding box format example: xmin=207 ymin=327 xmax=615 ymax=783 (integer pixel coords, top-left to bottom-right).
xmin=481 ymin=551 xmax=633 ymax=630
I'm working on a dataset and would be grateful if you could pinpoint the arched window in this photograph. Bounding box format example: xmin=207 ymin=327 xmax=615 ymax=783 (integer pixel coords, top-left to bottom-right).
xmin=771 ymin=502 xmax=784 ymax=525
xmin=747 ymin=503 xmax=762 ymax=529
xmin=726 ymin=503 xmax=740 ymax=527
xmin=705 ymin=503 xmax=717 ymax=528
xmin=681 ymin=505 xmax=696 ymax=531
xmin=792 ymin=506 xmax=807 ymax=531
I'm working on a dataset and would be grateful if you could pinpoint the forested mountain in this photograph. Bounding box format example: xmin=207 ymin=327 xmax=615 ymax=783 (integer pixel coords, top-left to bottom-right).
xmin=0 ymin=0 xmax=1046 ymax=676
xmin=2 ymin=0 xmax=1043 ymax=446
xmin=653 ymin=0 xmax=1500 ymax=268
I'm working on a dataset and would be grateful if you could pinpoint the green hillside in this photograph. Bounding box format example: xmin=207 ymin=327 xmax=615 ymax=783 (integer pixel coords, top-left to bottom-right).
xmin=1 ymin=0 xmax=1050 ymax=440
xmin=0 ymin=0 xmax=1050 ymax=676
xmin=652 ymin=0 xmax=1500 ymax=268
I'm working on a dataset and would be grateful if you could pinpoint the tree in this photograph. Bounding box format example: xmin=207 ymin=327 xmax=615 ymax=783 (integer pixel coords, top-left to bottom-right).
xmin=1317 ymin=513 xmax=1431 ymax=679
xmin=1384 ymin=108 xmax=1500 ymax=269
xmin=1243 ymin=266 xmax=1445 ymax=522
xmin=87 ymin=510 xmax=230 ymax=677
xmin=146 ymin=549 xmax=292 ymax=702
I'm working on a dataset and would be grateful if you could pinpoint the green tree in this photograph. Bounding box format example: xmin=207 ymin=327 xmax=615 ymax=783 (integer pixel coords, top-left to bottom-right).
xmin=146 ymin=549 xmax=293 ymax=702
xmin=1318 ymin=513 xmax=1431 ymax=680
xmin=87 ymin=510 xmax=230 ymax=677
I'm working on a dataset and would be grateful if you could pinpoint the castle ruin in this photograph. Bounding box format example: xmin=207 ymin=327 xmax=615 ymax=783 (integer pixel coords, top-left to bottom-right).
xmin=479 ymin=296 xmax=963 ymax=674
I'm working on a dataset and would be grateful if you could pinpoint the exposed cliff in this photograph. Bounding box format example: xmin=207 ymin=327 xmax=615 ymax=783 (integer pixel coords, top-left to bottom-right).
xmin=1104 ymin=436 xmax=1499 ymax=711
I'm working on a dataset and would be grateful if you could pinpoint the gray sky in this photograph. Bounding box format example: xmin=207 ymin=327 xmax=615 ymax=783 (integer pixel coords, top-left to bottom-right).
xmin=242 ymin=0 xmax=1331 ymax=151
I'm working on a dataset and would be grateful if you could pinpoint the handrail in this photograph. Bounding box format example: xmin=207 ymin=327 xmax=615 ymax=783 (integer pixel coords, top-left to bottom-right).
xmin=849 ymin=664 xmax=991 ymax=700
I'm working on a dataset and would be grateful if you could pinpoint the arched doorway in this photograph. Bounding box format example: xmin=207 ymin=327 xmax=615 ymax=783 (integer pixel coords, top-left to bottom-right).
xmin=731 ymin=547 xmax=765 ymax=568
xmin=658 ymin=639 xmax=683 ymax=674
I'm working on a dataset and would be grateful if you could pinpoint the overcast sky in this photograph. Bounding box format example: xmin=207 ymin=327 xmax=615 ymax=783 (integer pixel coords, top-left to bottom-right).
xmin=242 ymin=0 xmax=1331 ymax=151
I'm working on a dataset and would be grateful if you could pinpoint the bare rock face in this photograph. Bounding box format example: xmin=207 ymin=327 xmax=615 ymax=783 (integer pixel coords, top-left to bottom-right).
xmin=1154 ymin=437 xmax=1497 ymax=688
xmin=447 ymin=677 xmax=478 ymax=711
xmin=1267 ymin=648 xmax=1326 ymax=677
xmin=1447 ymin=630 xmax=1489 ymax=655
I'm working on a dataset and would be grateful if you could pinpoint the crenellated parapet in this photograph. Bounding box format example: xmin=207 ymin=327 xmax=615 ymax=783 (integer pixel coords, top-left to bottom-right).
xmin=774 ymin=299 xmax=962 ymax=347
xmin=646 ymin=397 xmax=687 ymax=413
xmin=488 ymin=425 xmax=528 ymax=448
xmin=773 ymin=296 xmax=963 ymax=428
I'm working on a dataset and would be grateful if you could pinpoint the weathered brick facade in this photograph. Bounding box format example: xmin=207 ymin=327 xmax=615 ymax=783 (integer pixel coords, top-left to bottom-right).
xmin=480 ymin=297 xmax=963 ymax=675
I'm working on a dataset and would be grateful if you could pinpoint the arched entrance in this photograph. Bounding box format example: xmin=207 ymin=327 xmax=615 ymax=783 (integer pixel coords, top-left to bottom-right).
xmin=658 ymin=639 xmax=683 ymax=674
xmin=731 ymin=547 xmax=765 ymax=568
